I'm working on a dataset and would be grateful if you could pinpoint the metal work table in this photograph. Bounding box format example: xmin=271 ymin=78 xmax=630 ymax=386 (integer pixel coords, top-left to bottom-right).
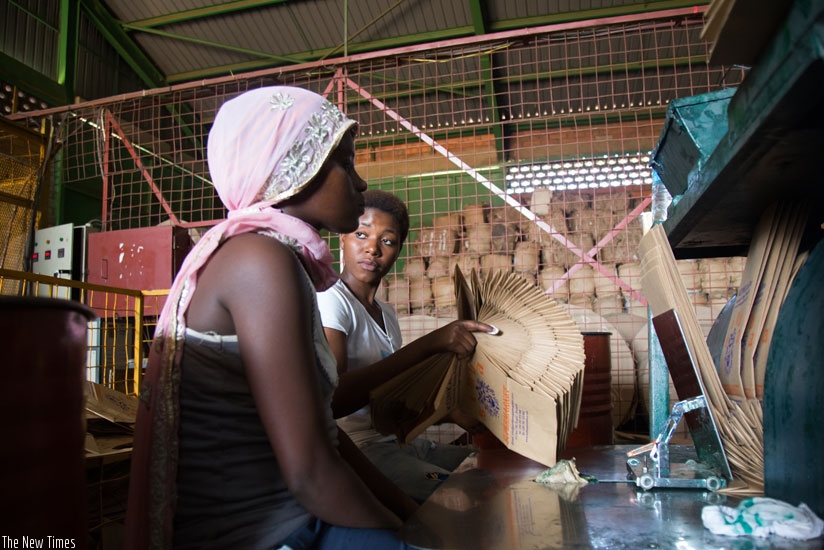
xmin=400 ymin=445 xmax=822 ymax=549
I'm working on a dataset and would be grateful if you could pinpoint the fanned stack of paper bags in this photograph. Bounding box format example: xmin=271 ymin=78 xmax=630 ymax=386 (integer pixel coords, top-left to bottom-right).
xmin=638 ymin=202 xmax=809 ymax=493
xmin=371 ymin=266 xmax=586 ymax=468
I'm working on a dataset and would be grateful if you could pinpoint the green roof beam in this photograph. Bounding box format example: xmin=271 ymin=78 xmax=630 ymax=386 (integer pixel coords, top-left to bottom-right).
xmin=56 ymin=0 xmax=80 ymax=103
xmin=486 ymin=0 xmax=710 ymax=32
xmin=479 ymin=54 xmax=504 ymax=163
xmin=468 ymin=0 xmax=487 ymax=35
xmin=320 ymin=0 xmax=407 ymax=61
xmin=79 ymin=0 xmax=166 ymax=88
xmin=166 ymin=25 xmax=476 ymax=83
xmin=127 ymin=0 xmax=293 ymax=29
xmin=119 ymin=23 xmax=304 ymax=65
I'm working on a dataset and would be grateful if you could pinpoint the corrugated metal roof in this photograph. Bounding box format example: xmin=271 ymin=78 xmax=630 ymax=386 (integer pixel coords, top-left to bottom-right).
xmin=92 ymin=0 xmax=707 ymax=84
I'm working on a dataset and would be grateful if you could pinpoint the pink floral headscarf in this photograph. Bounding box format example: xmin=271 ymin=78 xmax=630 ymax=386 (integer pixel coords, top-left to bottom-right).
xmin=125 ymin=86 xmax=357 ymax=549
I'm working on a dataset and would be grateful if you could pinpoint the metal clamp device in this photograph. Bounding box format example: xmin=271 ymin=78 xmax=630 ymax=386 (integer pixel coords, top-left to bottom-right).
xmin=626 ymin=395 xmax=726 ymax=491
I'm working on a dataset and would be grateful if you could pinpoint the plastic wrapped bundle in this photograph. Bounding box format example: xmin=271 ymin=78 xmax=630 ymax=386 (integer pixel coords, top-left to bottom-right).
xmin=524 ymin=209 xmax=568 ymax=245
xmin=490 ymin=223 xmax=518 ymax=253
xmin=432 ymin=213 xmax=462 ymax=231
xmin=566 ymin=206 xmax=597 ymax=234
xmin=569 ymin=265 xmax=596 ymax=298
xmin=432 ymin=276 xmax=455 ymax=311
xmin=592 ymin=190 xmax=628 ymax=214
xmin=431 ymin=226 xmax=459 ymax=256
xmin=410 ymin=228 xmax=435 ymax=259
xmin=385 ymin=277 xmax=410 ymax=314
xmin=594 ymin=292 xmax=624 ymax=317
xmin=617 ymin=262 xmax=641 ymax=290
xmin=694 ymin=302 xmax=715 ymax=338
xmin=426 ymin=256 xmax=450 ymax=279
xmin=487 ymin=204 xmax=524 ymax=226
xmin=449 ymin=253 xmax=481 ymax=278
xmin=480 ymin=253 xmax=512 ymax=275
xmin=408 ymin=277 xmax=433 ymax=312
xmin=462 ymin=202 xmax=487 ymax=226
xmin=727 ymin=256 xmax=746 ymax=290
xmin=487 ymin=205 xmax=526 ymax=244
xmin=592 ymin=262 xmax=621 ymax=296
xmin=567 ymin=293 xmax=594 ymax=311
xmin=594 ymin=212 xmax=619 ymax=240
xmin=403 ymin=258 xmax=427 ymax=279
xmin=626 ymin=297 xmax=647 ymax=319
xmin=411 ymin=226 xmax=458 ymax=259
xmin=603 ymin=223 xmax=644 ymax=263
xmin=539 ymin=265 xmax=570 ymax=302
xmin=541 ymin=232 xmax=595 ymax=268
xmin=376 ymin=280 xmax=389 ymax=301
xmin=676 ymin=259 xmax=702 ymax=292
xmin=698 ymin=258 xmax=730 ymax=298
xmin=530 ymin=188 xmax=552 ymax=216
xmin=513 ymin=240 xmax=540 ymax=274
xmin=464 ymin=223 xmax=492 ymax=255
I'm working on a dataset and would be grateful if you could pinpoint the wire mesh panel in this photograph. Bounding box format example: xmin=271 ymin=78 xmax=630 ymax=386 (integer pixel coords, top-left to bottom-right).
xmin=0 ymin=119 xmax=43 ymax=272
xmin=10 ymin=11 xmax=748 ymax=438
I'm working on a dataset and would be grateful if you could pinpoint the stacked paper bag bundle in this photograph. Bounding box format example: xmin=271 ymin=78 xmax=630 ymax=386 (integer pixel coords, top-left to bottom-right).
xmin=371 ymin=266 xmax=586 ymax=468
xmin=637 ymin=201 xmax=809 ymax=493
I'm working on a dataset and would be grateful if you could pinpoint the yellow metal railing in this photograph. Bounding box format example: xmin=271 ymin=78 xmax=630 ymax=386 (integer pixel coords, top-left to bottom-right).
xmin=0 ymin=268 xmax=169 ymax=396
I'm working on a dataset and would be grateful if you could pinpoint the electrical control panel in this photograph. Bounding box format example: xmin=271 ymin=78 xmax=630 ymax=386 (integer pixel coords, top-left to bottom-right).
xmin=31 ymin=223 xmax=90 ymax=299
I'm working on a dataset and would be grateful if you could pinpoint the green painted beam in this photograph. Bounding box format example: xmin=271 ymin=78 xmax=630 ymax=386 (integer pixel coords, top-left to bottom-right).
xmin=127 ymin=0 xmax=293 ymax=28
xmin=480 ymin=54 xmax=504 ymax=163
xmin=486 ymin=0 xmax=710 ymax=32
xmin=56 ymin=0 xmax=80 ymax=103
xmin=170 ymin=27 xmax=705 ymax=86
xmin=79 ymin=0 xmax=166 ymax=88
xmin=78 ymin=2 xmax=207 ymax=154
xmin=287 ymin=4 xmax=313 ymax=53
xmin=119 ymin=23 xmax=304 ymax=65
xmin=320 ymin=0 xmax=409 ymax=61
xmin=0 ymin=52 xmax=67 ymax=107
xmin=167 ymin=25 xmax=476 ymax=83
xmin=468 ymin=0 xmax=487 ymax=35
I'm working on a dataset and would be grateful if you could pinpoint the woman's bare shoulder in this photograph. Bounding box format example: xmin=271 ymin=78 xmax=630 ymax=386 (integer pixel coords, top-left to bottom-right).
xmin=214 ymin=232 xmax=299 ymax=276
xmin=187 ymin=232 xmax=306 ymax=332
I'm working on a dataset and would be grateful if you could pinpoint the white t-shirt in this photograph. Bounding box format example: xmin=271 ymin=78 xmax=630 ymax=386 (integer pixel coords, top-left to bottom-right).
xmin=317 ymin=279 xmax=403 ymax=446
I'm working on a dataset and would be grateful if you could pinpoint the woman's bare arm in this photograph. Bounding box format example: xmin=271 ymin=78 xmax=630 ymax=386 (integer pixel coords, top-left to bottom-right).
xmin=212 ymin=234 xmax=402 ymax=529
xmin=336 ymin=429 xmax=419 ymax=520
xmin=328 ymin=319 xmax=494 ymax=418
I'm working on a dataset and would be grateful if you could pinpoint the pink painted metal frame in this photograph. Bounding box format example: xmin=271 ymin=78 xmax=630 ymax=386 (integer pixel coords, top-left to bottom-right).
xmin=339 ymin=75 xmax=649 ymax=305
xmin=60 ymin=7 xmax=694 ymax=302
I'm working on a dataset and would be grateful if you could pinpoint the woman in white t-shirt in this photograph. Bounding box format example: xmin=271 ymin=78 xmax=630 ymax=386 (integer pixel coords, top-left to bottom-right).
xmin=317 ymin=190 xmax=494 ymax=502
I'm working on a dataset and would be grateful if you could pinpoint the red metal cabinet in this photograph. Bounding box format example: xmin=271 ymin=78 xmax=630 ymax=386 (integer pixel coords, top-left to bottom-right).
xmin=86 ymin=226 xmax=192 ymax=316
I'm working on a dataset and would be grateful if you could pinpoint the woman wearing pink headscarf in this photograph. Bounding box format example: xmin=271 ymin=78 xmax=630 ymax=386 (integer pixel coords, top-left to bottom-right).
xmin=125 ymin=87 xmax=416 ymax=549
